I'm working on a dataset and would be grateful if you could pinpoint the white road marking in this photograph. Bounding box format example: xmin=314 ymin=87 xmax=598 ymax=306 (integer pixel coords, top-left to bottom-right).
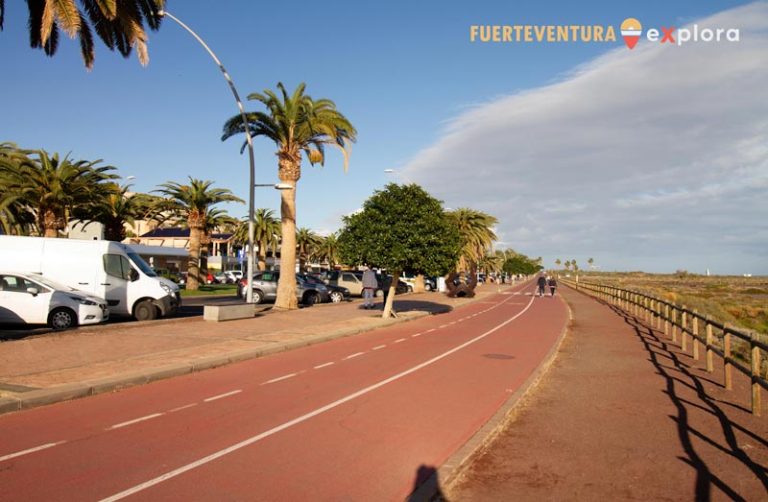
xmin=394 ymin=338 xmax=406 ymax=343
xmin=263 ymin=374 xmax=297 ymax=385
xmin=203 ymin=390 xmax=242 ymax=402
xmin=344 ymin=352 xmax=365 ymax=360
xmin=99 ymin=293 xmax=534 ymax=502
xmin=439 ymin=324 xmax=449 ymax=328
xmin=314 ymin=362 xmax=335 ymax=369
xmin=372 ymin=345 xmax=386 ymax=350
xmin=426 ymin=328 xmax=436 ymax=333
xmin=168 ymin=403 xmax=198 ymax=413
xmin=411 ymin=333 xmax=422 ymax=338
xmin=108 ymin=413 xmax=164 ymax=430
xmin=0 ymin=441 xmax=66 ymax=463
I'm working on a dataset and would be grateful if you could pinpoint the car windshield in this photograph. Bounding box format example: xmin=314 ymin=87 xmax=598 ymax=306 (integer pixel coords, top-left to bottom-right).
xmin=127 ymin=252 xmax=157 ymax=277
xmin=27 ymin=274 xmax=76 ymax=292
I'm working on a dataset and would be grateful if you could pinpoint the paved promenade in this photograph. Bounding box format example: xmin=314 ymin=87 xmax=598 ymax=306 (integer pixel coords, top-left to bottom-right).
xmin=446 ymin=285 xmax=768 ymax=501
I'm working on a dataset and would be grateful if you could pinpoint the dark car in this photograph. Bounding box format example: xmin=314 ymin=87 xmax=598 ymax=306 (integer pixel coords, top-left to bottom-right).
xmin=376 ymin=273 xmax=409 ymax=295
xmin=237 ymin=271 xmax=330 ymax=305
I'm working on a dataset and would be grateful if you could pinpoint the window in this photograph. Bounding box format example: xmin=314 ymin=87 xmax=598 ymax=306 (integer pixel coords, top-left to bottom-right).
xmin=342 ymin=273 xmax=357 ymax=282
xmin=104 ymin=254 xmax=132 ymax=280
xmin=0 ymin=275 xmax=43 ymax=293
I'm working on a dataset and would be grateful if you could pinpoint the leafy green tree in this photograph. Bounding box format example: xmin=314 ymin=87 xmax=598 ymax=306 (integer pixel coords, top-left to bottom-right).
xmin=502 ymin=253 xmax=542 ymax=276
xmin=338 ymin=183 xmax=460 ymax=318
xmin=222 ymin=82 xmax=356 ymax=309
xmin=445 ymin=208 xmax=498 ymax=272
xmin=0 ymin=0 xmax=165 ymax=69
xmin=155 ymin=177 xmax=243 ymax=291
xmin=0 ymin=148 xmax=116 ymax=237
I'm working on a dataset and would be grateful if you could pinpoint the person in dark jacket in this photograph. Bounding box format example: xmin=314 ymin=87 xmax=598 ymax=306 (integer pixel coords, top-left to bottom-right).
xmin=536 ymin=274 xmax=547 ymax=297
xmin=548 ymin=276 xmax=558 ymax=297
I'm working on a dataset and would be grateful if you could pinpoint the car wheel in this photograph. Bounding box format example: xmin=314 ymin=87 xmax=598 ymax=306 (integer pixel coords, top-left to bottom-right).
xmin=303 ymin=292 xmax=318 ymax=306
xmin=134 ymin=300 xmax=157 ymax=321
xmin=48 ymin=308 xmax=77 ymax=330
xmin=251 ymin=290 xmax=264 ymax=304
xmin=330 ymin=291 xmax=344 ymax=303
xmin=425 ymin=283 xmax=433 ymax=291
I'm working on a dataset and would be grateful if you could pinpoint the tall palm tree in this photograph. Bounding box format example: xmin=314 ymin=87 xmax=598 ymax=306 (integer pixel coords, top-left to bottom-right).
xmin=555 ymin=258 xmax=562 ymax=269
xmin=155 ymin=178 xmax=243 ymax=291
xmin=0 ymin=148 xmax=116 ymax=237
xmin=0 ymin=143 xmax=37 ymax=234
xmin=296 ymin=227 xmax=322 ymax=273
xmin=0 ymin=0 xmax=165 ymax=69
xmin=222 ymin=82 xmax=356 ymax=309
xmin=445 ymin=208 xmax=498 ymax=272
xmin=232 ymin=209 xmax=282 ymax=272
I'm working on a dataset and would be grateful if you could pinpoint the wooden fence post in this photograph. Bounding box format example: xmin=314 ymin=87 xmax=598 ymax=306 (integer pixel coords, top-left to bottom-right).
xmin=705 ymin=319 xmax=714 ymax=373
xmin=692 ymin=312 xmax=700 ymax=361
xmin=671 ymin=307 xmax=678 ymax=343
xmin=724 ymin=326 xmax=733 ymax=390
xmin=681 ymin=308 xmax=688 ymax=352
xmin=664 ymin=304 xmax=670 ymax=337
xmin=751 ymin=333 xmax=762 ymax=416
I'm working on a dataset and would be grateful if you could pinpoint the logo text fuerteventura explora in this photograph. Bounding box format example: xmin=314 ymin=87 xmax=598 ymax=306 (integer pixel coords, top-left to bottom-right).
xmin=469 ymin=18 xmax=740 ymax=49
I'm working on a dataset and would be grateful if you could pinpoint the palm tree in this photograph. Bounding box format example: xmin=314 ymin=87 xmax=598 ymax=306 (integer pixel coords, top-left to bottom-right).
xmin=296 ymin=227 xmax=322 ymax=272
xmin=222 ymin=82 xmax=357 ymax=309
xmin=555 ymin=258 xmax=562 ymax=269
xmin=0 ymin=148 xmax=116 ymax=237
xmin=587 ymin=257 xmax=595 ymax=270
xmin=75 ymin=182 xmax=159 ymax=241
xmin=0 ymin=0 xmax=165 ymax=69
xmin=314 ymin=233 xmax=340 ymax=270
xmin=445 ymin=208 xmax=498 ymax=272
xmin=232 ymin=209 xmax=282 ymax=272
xmin=155 ymin=178 xmax=243 ymax=291
xmin=0 ymin=143 xmax=37 ymax=234
xmin=564 ymin=260 xmax=571 ymax=272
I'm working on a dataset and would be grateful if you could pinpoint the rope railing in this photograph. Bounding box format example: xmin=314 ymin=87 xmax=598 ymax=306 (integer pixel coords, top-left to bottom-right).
xmin=562 ymin=279 xmax=767 ymax=417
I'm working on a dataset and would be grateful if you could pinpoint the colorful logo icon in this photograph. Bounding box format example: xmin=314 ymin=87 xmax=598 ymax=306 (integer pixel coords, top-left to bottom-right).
xmin=621 ymin=18 xmax=642 ymax=49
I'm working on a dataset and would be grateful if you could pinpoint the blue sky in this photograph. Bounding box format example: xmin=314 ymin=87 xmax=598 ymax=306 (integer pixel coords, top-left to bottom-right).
xmin=1 ymin=1 xmax=765 ymax=274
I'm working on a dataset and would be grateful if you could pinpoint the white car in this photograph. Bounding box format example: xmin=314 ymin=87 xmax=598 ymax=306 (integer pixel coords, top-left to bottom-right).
xmin=0 ymin=272 xmax=109 ymax=330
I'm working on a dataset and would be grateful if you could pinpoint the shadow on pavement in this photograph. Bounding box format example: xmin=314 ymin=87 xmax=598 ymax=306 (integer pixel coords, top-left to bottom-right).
xmin=407 ymin=464 xmax=445 ymax=502
xmin=599 ymin=297 xmax=768 ymax=500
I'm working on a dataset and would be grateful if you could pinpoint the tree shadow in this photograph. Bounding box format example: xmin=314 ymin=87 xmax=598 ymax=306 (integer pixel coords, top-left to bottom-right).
xmin=592 ymin=296 xmax=768 ymax=500
xmin=374 ymin=300 xmax=454 ymax=315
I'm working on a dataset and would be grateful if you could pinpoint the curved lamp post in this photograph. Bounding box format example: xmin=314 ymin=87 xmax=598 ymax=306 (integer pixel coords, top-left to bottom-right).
xmin=158 ymin=9 xmax=258 ymax=303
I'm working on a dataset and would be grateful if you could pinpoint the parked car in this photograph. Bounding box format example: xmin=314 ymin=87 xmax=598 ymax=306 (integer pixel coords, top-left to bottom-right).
xmin=0 ymin=272 xmax=109 ymax=330
xmin=298 ymin=273 xmax=350 ymax=303
xmin=214 ymin=271 xmax=238 ymax=284
xmin=237 ymin=271 xmax=330 ymax=305
xmin=400 ymin=273 xmax=437 ymax=292
xmin=377 ymin=273 xmax=410 ymax=295
xmin=325 ymin=270 xmax=408 ymax=297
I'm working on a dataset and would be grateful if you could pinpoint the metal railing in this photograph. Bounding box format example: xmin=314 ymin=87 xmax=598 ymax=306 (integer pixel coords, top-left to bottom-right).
xmin=563 ymin=279 xmax=767 ymax=416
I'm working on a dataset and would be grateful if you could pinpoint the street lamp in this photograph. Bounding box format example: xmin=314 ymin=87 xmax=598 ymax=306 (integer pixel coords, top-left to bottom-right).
xmin=157 ymin=9 xmax=258 ymax=303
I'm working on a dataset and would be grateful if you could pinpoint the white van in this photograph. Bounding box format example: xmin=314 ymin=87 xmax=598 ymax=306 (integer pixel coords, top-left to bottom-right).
xmin=0 ymin=236 xmax=180 ymax=320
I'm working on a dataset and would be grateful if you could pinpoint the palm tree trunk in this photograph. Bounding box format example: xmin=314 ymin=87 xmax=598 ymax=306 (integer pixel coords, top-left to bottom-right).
xmin=257 ymin=239 xmax=267 ymax=272
xmin=414 ymin=274 xmax=426 ymax=293
xmin=187 ymin=224 xmax=202 ymax=291
xmin=275 ymin=180 xmax=298 ymax=310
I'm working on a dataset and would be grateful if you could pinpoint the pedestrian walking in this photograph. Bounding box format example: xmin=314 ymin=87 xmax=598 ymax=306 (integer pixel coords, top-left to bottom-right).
xmin=548 ymin=276 xmax=558 ymax=297
xmin=536 ymin=273 xmax=547 ymax=297
xmin=361 ymin=266 xmax=378 ymax=309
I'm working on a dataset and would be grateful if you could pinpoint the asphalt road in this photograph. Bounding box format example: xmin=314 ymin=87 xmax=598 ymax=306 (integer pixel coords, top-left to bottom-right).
xmin=0 ymin=284 xmax=568 ymax=500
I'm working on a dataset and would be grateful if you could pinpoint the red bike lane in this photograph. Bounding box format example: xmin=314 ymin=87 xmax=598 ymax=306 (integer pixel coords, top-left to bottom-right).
xmin=0 ymin=285 xmax=568 ymax=501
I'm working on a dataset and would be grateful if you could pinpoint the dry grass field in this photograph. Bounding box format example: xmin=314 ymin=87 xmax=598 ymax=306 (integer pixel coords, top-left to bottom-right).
xmin=570 ymin=272 xmax=767 ymax=373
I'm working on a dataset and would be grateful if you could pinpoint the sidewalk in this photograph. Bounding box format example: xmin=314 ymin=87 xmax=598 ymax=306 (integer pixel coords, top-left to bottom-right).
xmin=445 ymin=285 xmax=768 ymax=500
xmin=0 ymin=286 xmax=506 ymax=414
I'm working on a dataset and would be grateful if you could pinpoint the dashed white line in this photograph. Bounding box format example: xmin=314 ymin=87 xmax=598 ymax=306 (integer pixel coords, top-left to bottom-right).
xmin=344 ymin=352 xmax=365 ymax=360
xmin=426 ymin=328 xmax=436 ymax=333
xmin=314 ymin=362 xmax=335 ymax=369
xmin=98 ymin=293 xmax=534 ymax=502
xmin=168 ymin=403 xmax=197 ymax=413
xmin=204 ymin=390 xmax=242 ymax=402
xmin=108 ymin=413 xmax=164 ymax=430
xmin=263 ymin=374 xmax=297 ymax=385
xmin=394 ymin=338 xmax=406 ymax=343
xmin=372 ymin=345 xmax=386 ymax=350
xmin=439 ymin=324 xmax=449 ymax=328
xmin=411 ymin=333 xmax=422 ymax=338
xmin=0 ymin=441 xmax=66 ymax=463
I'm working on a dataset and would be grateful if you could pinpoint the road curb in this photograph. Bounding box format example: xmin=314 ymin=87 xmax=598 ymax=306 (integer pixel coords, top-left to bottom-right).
xmin=413 ymin=292 xmax=573 ymax=501
xmin=2 ymin=309 xmax=433 ymax=416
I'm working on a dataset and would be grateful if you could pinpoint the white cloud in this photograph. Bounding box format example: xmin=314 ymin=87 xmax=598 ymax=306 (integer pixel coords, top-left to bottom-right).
xmin=401 ymin=2 xmax=768 ymax=274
